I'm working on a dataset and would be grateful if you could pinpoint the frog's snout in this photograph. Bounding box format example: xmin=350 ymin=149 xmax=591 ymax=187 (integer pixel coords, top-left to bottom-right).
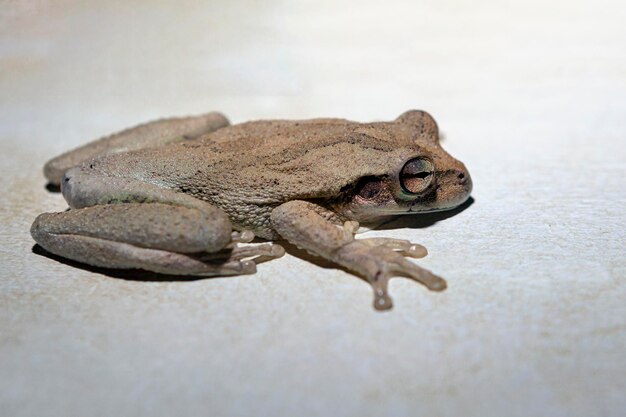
xmin=456 ymin=166 xmax=472 ymax=196
xmin=453 ymin=163 xmax=473 ymax=204
xmin=433 ymin=163 xmax=472 ymax=210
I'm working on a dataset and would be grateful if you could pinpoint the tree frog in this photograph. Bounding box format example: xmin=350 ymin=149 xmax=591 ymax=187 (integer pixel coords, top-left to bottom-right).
xmin=31 ymin=110 xmax=472 ymax=310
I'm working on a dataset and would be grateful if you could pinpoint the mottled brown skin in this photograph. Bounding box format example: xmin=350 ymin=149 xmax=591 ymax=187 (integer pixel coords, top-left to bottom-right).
xmin=31 ymin=110 xmax=472 ymax=310
xmin=44 ymin=112 xmax=230 ymax=186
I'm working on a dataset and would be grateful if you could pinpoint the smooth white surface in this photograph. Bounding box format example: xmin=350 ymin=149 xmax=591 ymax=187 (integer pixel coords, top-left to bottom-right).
xmin=1 ymin=1 xmax=625 ymax=416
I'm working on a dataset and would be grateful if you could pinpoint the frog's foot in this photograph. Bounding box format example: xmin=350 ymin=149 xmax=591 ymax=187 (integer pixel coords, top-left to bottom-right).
xmin=271 ymin=201 xmax=446 ymax=311
xmin=335 ymin=240 xmax=446 ymax=310
xmin=31 ymin=203 xmax=271 ymax=277
xmin=219 ymin=230 xmax=285 ymax=264
xmin=197 ymin=242 xmax=285 ymax=264
xmin=341 ymin=220 xmax=428 ymax=259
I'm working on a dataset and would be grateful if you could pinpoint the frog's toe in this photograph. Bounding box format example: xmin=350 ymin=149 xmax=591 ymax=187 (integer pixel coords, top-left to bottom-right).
xmin=202 ymin=259 xmax=257 ymax=276
xmin=388 ymin=256 xmax=447 ymax=291
xmin=372 ymin=279 xmax=394 ymax=310
xmin=357 ymin=237 xmax=428 ymax=258
xmin=230 ymin=230 xmax=255 ymax=244
xmin=369 ymin=252 xmax=445 ymax=310
xmin=405 ymin=243 xmax=428 ymax=258
xmin=198 ymin=242 xmax=285 ymax=264
xmin=342 ymin=220 xmax=360 ymax=235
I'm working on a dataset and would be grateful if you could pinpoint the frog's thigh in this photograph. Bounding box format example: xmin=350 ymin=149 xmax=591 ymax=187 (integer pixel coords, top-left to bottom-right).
xmin=44 ymin=112 xmax=229 ymax=186
xmin=62 ymin=166 xmax=217 ymax=212
xmin=42 ymin=171 xmax=283 ymax=275
xmin=31 ymin=203 xmax=264 ymax=276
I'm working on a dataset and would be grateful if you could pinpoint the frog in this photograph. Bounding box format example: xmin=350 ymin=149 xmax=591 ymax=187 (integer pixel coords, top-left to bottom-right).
xmin=31 ymin=110 xmax=472 ymax=310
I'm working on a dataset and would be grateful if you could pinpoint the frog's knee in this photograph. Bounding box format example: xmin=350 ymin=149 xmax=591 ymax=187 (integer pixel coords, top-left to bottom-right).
xmin=60 ymin=167 xmax=96 ymax=208
xmin=60 ymin=167 xmax=78 ymax=206
xmin=30 ymin=212 xmax=51 ymax=244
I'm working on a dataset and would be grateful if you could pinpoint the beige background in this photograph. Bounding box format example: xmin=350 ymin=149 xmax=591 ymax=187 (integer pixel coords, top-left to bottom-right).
xmin=1 ymin=1 xmax=625 ymax=416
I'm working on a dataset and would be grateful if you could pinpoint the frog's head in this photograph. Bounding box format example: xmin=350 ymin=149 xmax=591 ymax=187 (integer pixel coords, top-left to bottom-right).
xmin=336 ymin=110 xmax=472 ymax=222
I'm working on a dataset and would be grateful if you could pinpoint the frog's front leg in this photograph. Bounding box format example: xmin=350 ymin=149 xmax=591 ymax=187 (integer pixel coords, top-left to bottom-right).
xmin=340 ymin=221 xmax=428 ymax=258
xmin=270 ymin=201 xmax=446 ymax=310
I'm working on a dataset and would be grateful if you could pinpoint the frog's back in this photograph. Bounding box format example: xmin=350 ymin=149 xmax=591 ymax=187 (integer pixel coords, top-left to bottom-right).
xmin=181 ymin=118 xmax=418 ymax=199
xmin=86 ymin=117 xmax=419 ymax=238
xmin=196 ymin=118 xmax=358 ymax=150
xmin=88 ymin=118 xmax=419 ymax=199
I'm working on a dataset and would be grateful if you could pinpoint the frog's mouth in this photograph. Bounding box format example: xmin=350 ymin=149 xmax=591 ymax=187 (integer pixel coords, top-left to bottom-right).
xmin=406 ymin=198 xmax=468 ymax=214
xmin=340 ymin=166 xmax=471 ymax=222
xmin=405 ymin=168 xmax=472 ymax=213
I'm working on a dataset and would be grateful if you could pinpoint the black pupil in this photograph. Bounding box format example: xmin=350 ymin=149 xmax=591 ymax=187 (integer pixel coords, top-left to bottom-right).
xmin=414 ymin=171 xmax=431 ymax=179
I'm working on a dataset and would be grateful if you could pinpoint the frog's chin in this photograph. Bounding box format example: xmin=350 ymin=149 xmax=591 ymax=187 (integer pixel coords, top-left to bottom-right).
xmin=405 ymin=207 xmax=450 ymax=214
xmin=406 ymin=191 xmax=472 ymax=214
xmin=404 ymin=204 xmax=460 ymax=214
xmin=344 ymin=193 xmax=471 ymax=223
xmin=347 ymin=206 xmax=441 ymax=223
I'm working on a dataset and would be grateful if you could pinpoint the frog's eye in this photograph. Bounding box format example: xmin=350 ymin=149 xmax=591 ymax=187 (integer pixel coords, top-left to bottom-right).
xmin=356 ymin=177 xmax=384 ymax=200
xmin=400 ymin=158 xmax=434 ymax=194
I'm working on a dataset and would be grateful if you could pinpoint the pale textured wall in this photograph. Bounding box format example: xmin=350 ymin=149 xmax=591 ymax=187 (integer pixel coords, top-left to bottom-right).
xmin=1 ymin=1 xmax=625 ymax=416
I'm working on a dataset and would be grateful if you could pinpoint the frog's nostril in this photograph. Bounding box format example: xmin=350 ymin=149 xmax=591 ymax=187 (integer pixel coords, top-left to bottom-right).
xmin=458 ymin=173 xmax=464 ymax=180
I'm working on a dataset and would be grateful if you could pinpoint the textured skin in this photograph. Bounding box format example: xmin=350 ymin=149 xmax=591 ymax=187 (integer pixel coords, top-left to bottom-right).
xmin=44 ymin=112 xmax=229 ymax=186
xmin=78 ymin=110 xmax=471 ymax=239
xmin=270 ymin=200 xmax=447 ymax=310
xmin=32 ymin=110 xmax=473 ymax=309
xmin=31 ymin=203 xmax=231 ymax=253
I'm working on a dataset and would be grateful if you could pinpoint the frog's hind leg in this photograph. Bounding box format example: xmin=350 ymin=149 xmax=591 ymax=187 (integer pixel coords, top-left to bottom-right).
xmin=35 ymin=169 xmax=283 ymax=276
xmin=198 ymin=243 xmax=285 ymax=264
xmin=44 ymin=112 xmax=229 ymax=186
xmin=31 ymin=203 xmax=284 ymax=277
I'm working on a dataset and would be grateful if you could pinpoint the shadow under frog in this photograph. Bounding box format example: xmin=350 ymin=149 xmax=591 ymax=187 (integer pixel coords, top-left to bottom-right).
xmin=31 ymin=110 xmax=473 ymax=310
